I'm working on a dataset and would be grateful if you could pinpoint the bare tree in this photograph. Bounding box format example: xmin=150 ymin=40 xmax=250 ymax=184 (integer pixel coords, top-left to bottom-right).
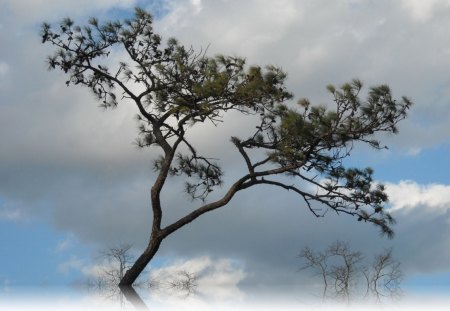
xmin=368 ymin=248 xmax=402 ymax=301
xmin=85 ymin=243 xmax=137 ymax=305
xmin=299 ymin=241 xmax=402 ymax=303
xmin=87 ymin=244 xmax=198 ymax=302
xmin=299 ymin=247 xmax=329 ymax=300
xmin=87 ymin=243 xmax=146 ymax=293
xmin=98 ymin=243 xmax=134 ymax=286
xmin=327 ymin=241 xmax=364 ymax=301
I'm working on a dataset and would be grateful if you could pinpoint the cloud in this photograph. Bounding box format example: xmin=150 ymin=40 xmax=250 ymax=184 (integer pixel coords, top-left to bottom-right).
xmin=156 ymin=0 xmax=450 ymax=153
xmin=149 ymin=256 xmax=247 ymax=301
xmin=190 ymin=0 xmax=203 ymax=14
xmin=2 ymin=0 xmax=137 ymax=23
xmin=400 ymin=0 xmax=450 ymax=22
xmin=386 ymin=180 xmax=450 ymax=211
xmin=55 ymin=235 xmax=75 ymax=253
xmin=58 ymin=254 xmax=120 ymax=279
xmin=0 ymin=61 xmax=10 ymax=91
xmin=0 ymin=61 xmax=8 ymax=76
xmin=1 ymin=278 xmax=11 ymax=293
xmin=0 ymin=209 xmax=24 ymax=221
xmin=57 ymin=256 xmax=83 ymax=275
xmin=0 ymin=199 xmax=28 ymax=221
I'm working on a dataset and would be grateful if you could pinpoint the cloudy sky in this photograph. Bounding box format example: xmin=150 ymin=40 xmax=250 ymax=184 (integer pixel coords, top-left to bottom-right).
xmin=1 ymin=0 xmax=450 ymax=302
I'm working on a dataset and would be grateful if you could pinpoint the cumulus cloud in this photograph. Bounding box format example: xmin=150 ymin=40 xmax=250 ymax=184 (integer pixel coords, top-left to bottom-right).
xmin=386 ymin=180 xmax=450 ymax=211
xmin=149 ymin=256 xmax=247 ymax=301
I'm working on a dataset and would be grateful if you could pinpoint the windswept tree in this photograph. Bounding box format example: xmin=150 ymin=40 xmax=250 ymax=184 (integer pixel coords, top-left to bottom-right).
xmin=41 ymin=8 xmax=412 ymax=287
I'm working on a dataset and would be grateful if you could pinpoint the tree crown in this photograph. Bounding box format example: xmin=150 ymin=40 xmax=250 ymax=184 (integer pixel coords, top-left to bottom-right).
xmin=41 ymin=8 xmax=412 ymax=238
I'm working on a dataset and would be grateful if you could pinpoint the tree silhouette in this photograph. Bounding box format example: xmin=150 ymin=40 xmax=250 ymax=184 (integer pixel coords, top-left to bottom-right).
xmin=41 ymin=8 xmax=412 ymax=286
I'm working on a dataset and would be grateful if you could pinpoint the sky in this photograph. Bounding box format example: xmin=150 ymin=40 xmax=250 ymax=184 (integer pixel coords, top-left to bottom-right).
xmin=1 ymin=0 xmax=450 ymax=304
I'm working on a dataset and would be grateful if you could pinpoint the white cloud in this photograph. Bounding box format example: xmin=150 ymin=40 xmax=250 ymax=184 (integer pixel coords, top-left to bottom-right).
xmin=401 ymin=0 xmax=450 ymax=22
xmin=190 ymin=0 xmax=203 ymax=14
xmin=150 ymin=256 xmax=247 ymax=301
xmin=0 ymin=208 xmax=25 ymax=221
xmin=158 ymin=0 xmax=299 ymax=58
xmin=295 ymin=45 xmax=327 ymax=74
xmin=80 ymin=262 xmax=114 ymax=279
xmin=406 ymin=147 xmax=422 ymax=156
xmin=386 ymin=180 xmax=450 ymax=211
xmin=58 ymin=255 xmax=116 ymax=279
xmin=1 ymin=278 xmax=11 ymax=293
xmin=57 ymin=256 xmax=83 ymax=274
xmin=55 ymin=235 xmax=75 ymax=253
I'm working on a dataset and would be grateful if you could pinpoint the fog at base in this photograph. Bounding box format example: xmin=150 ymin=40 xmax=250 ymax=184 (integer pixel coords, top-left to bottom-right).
xmin=1 ymin=283 xmax=449 ymax=311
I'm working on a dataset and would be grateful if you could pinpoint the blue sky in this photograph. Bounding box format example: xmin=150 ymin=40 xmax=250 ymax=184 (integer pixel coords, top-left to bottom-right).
xmin=0 ymin=221 xmax=85 ymax=286
xmin=1 ymin=0 xmax=450 ymax=303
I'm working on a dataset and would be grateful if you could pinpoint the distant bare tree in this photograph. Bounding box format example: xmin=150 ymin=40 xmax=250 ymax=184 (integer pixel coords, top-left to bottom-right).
xmin=299 ymin=247 xmax=329 ymax=300
xmin=86 ymin=243 xmax=148 ymax=297
xmin=299 ymin=241 xmax=402 ymax=303
xmin=98 ymin=243 xmax=134 ymax=286
xmin=327 ymin=241 xmax=364 ymax=301
xmin=367 ymin=248 xmax=402 ymax=301
xmin=86 ymin=244 xmax=198 ymax=301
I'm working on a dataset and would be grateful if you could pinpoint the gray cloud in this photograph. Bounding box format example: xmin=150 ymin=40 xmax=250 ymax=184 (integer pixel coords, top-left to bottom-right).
xmin=157 ymin=0 xmax=450 ymax=153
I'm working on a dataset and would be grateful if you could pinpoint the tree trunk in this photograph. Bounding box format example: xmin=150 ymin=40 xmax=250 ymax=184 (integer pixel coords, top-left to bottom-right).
xmin=119 ymin=286 xmax=149 ymax=310
xmin=119 ymin=235 xmax=162 ymax=287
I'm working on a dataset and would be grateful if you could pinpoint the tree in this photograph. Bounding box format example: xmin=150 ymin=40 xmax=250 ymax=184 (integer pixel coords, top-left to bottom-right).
xmin=366 ymin=248 xmax=402 ymax=301
xmin=85 ymin=244 xmax=138 ymax=307
xmin=299 ymin=241 xmax=402 ymax=302
xmin=41 ymin=8 xmax=412 ymax=287
xmin=98 ymin=243 xmax=134 ymax=287
xmin=326 ymin=241 xmax=364 ymax=301
xmin=298 ymin=246 xmax=329 ymax=300
xmin=86 ymin=243 xmax=198 ymax=302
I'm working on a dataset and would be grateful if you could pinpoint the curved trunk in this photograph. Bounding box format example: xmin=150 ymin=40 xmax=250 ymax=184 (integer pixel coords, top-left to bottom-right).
xmin=119 ymin=235 xmax=162 ymax=286
xmin=119 ymin=175 xmax=249 ymax=287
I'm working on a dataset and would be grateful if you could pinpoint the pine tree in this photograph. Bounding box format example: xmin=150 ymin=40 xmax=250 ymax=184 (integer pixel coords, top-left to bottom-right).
xmin=41 ymin=8 xmax=412 ymax=286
